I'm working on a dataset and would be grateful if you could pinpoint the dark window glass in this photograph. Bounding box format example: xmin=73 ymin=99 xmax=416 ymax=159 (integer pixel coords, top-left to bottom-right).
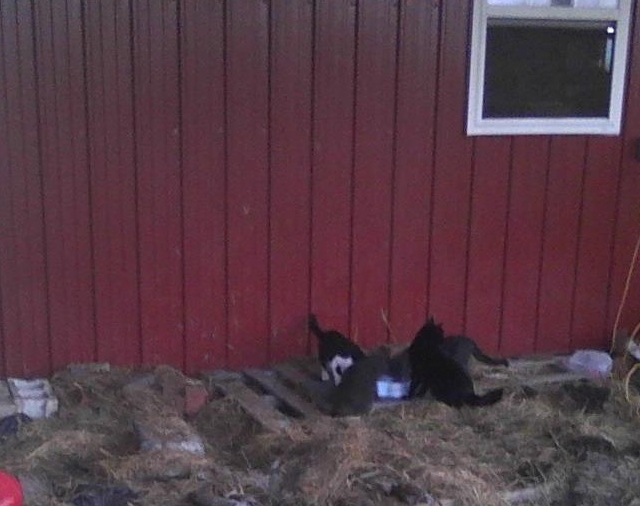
xmin=483 ymin=20 xmax=615 ymax=118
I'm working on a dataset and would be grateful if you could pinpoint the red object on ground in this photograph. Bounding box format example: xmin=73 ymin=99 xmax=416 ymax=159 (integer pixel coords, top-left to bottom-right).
xmin=0 ymin=471 xmax=22 ymax=506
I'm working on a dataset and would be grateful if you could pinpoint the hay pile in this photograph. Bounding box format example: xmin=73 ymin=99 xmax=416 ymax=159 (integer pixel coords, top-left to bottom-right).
xmin=1 ymin=365 xmax=640 ymax=506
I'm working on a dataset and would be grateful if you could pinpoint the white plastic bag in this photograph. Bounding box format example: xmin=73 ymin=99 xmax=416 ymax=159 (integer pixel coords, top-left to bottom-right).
xmin=565 ymin=350 xmax=613 ymax=378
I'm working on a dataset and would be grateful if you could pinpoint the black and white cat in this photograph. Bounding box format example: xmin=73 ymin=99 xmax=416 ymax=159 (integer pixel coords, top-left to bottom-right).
xmin=308 ymin=313 xmax=365 ymax=386
xmin=407 ymin=317 xmax=503 ymax=408
xmin=329 ymin=346 xmax=390 ymax=417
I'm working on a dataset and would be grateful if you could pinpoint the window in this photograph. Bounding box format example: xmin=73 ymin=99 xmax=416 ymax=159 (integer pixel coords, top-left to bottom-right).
xmin=467 ymin=0 xmax=632 ymax=135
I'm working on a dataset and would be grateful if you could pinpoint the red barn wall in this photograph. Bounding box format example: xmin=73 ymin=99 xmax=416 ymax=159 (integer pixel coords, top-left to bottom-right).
xmin=1 ymin=0 xmax=640 ymax=376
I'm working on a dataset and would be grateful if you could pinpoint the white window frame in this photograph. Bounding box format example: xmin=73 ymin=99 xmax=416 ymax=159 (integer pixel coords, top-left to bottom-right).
xmin=467 ymin=0 xmax=633 ymax=136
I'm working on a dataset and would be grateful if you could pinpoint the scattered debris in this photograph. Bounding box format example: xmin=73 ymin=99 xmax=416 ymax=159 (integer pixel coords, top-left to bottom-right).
xmin=562 ymin=434 xmax=616 ymax=460
xmin=627 ymin=339 xmax=640 ymax=362
xmin=189 ymin=485 xmax=263 ymax=506
xmin=565 ymin=350 xmax=613 ymax=378
xmin=561 ymin=381 xmax=610 ymax=413
xmin=18 ymin=472 xmax=54 ymax=504
xmin=0 ymin=413 xmax=32 ymax=440
xmin=1 ymin=377 xmax=60 ymax=420
xmin=70 ymin=483 xmax=139 ymax=506
xmin=7 ymin=378 xmax=58 ymax=419
xmin=133 ymin=416 xmax=205 ymax=456
xmin=209 ymin=379 xmax=291 ymax=434
xmin=0 ymin=356 xmax=638 ymax=505
xmin=0 ymin=381 xmax=17 ymax=418
xmin=66 ymin=363 xmax=111 ymax=378
xmin=124 ymin=375 xmax=205 ymax=456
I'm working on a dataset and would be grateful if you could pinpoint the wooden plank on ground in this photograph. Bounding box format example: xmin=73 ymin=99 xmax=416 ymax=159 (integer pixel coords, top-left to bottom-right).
xmin=294 ymin=357 xmax=322 ymax=378
xmin=274 ymin=363 xmax=318 ymax=396
xmin=519 ymin=371 xmax=590 ymax=386
xmin=479 ymin=369 xmax=591 ymax=391
xmin=508 ymin=356 xmax=567 ymax=370
xmin=210 ymin=379 xmax=290 ymax=433
xmin=273 ymin=363 xmax=335 ymax=413
xmin=243 ymin=369 xmax=323 ymax=418
xmin=202 ymin=370 xmax=243 ymax=392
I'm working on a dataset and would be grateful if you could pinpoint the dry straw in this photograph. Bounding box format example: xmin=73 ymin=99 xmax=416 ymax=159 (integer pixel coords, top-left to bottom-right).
xmin=609 ymin=222 xmax=640 ymax=409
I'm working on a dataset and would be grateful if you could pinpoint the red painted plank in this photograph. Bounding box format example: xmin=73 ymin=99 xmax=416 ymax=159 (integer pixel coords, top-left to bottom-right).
xmin=572 ymin=138 xmax=621 ymax=350
xmin=609 ymin=176 xmax=640 ymax=341
xmin=226 ymin=0 xmax=270 ymax=369
xmin=609 ymin=0 xmax=640 ymax=340
xmin=0 ymin=4 xmax=11 ymax=378
xmin=536 ymin=138 xmax=585 ymax=354
xmin=134 ymin=0 xmax=184 ymax=368
xmin=86 ymin=0 xmax=141 ymax=367
xmin=501 ymin=137 xmax=549 ymax=357
xmin=181 ymin=0 xmax=228 ymax=374
xmin=350 ymin=0 xmax=398 ymax=349
xmin=268 ymin=0 xmax=313 ymax=363
xmin=310 ymin=0 xmax=357 ymax=338
xmin=429 ymin=0 xmax=473 ymax=334
xmin=0 ymin=3 xmax=13 ymax=377
xmin=0 ymin=0 xmax=50 ymax=377
xmin=35 ymin=0 xmax=96 ymax=369
xmin=465 ymin=137 xmax=511 ymax=355
xmin=389 ymin=0 xmax=438 ymax=345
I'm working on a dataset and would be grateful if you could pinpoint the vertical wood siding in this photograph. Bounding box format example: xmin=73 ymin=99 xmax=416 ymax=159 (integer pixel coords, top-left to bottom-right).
xmin=1 ymin=0 xmax=640 ymax=376
xmin=85 ymin=0 xmax=140 ymax=368
xmin=311 ymin=0 xmax=356 ymax=337
xmin=181 ymin=0 xmax=227 ymax=374
xmin=268 ymin=0 xmax=313 ymax=364
xmin=611 ymin=0 xmax=640 ymax=345
xmin=389 ymin=0 xmax=437 ymax=345
xmin=0 ymin=0 xmax=50 ymax=377
xmin=35 ymin=0 xmax=95 ymax=370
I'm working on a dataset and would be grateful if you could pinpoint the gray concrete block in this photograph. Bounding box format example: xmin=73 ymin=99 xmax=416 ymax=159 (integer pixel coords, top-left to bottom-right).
xmin=133 ymin=415 xmax=205 ymax=456
xmin=8 ymin=378 xmax=58 ymax=419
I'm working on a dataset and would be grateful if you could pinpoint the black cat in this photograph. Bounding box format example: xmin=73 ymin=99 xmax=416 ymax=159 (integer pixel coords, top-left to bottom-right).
xmin=407 ymin=317 xmax=503 ymax=408
xmin=329 ymin=346 xmax=390 ymax=417
xmin=439 ymin=334 xmax=508 ymax=374
xmin=308 ymin=314 xmax=366 ymax=386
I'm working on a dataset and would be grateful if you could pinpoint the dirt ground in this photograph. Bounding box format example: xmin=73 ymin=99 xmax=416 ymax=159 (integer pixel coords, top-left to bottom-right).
xmin=2 ymin=359 xmax=640 ymax=506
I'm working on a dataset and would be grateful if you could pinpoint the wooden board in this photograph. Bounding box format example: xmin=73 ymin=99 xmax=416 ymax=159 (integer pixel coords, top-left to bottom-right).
xmin=134 ymin=0 xmax=183 ymax=369
xmin=388 ymin=0 xmax=437 ymax=347
xmin=210 ymin=379 xmax=291 ymax=434
xmin=350 ymin=0 xmax=397 ymax=349
xmin=536 ymin=138 xmax=585 ymax=354
xmin=273 ymin=362 xmax=333 ymax=413
xmin=428 ymin=0 xmax=474 ymax=332
xmin=225 ymin=0 xmax=270 ymax=369
xmin=181 ymin=0 xmax=228 ymax=373
xmin=268 ymin=0 xmax=313 ymax=364
xmin=206 ymin=351 xmax=598 ymax=438
xmin=243 ymin=369 xmax=323 ymax=419
xmin=310 ymin=0 xmax=356 ymax=333
xmin=85 ymin=0 xmax=140 ymax=368
xmin=501 ymin=137 xmax=549 ymax=357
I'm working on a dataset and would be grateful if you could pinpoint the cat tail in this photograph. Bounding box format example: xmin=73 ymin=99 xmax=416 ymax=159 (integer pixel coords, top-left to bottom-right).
xmin=464 ymin=388 xmax=503 ymax=407
xmin=308 ymin=313 xmax=323 ymax=338
xmin=472 ymin=348 xmax=509 ymax=367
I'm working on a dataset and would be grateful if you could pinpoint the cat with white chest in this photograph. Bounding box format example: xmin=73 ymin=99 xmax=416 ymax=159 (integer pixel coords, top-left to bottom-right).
xmin=308 ymin=314 xmax=365 ymax=386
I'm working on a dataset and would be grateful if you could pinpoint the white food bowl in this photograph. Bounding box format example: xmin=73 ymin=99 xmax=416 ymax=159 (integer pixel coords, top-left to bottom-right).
xmin=376 ymin=376 xmax=410 ymax=399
